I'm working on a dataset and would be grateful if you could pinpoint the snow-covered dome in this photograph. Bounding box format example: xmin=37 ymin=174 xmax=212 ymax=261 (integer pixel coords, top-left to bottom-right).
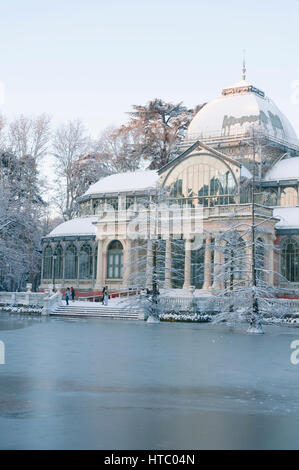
xmin=46 ymin=217 xmax=98 ymax=238
xmin=264 ymin=157 xmax=299 ymax=181
xmin=84 ymin=170 xmax=159 ymax=196
xmin=185 ymin=80 xmax=298 ymax=145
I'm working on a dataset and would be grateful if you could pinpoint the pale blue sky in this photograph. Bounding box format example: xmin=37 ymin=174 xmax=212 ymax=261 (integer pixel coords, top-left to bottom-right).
xmin=0 ymin=0 xmax=298 ymax=137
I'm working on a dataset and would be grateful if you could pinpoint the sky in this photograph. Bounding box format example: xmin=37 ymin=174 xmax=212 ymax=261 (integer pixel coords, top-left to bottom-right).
xmin=0 ymin=0 xmax=298 ymax=139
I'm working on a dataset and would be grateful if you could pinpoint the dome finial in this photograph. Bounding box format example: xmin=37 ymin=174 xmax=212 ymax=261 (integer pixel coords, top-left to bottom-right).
xmin=242 ymin=49 xmax=246 ymax=81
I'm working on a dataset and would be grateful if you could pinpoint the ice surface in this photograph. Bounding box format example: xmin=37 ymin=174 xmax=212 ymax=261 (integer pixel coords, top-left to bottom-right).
xmin=0 ymin=312 xmax=299 ymax=449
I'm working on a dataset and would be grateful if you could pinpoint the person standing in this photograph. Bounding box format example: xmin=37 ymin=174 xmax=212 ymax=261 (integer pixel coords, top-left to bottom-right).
xmin=65 ymin=288 xmax=70 ymax=306
xmin=104 ymin=286 xmax=109 ymax=306
xmin=101 ymin=286 xmax=106 ymax=305
xmin=71 ymin=287 xmax=75 ymax=302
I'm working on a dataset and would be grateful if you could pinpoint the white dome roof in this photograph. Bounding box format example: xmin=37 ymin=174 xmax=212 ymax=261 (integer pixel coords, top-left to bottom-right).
xmin=186 ymin=81 xmax=298 ymax=145
xmin=84 ymin=170 xmax=159 ymax=196
xmin=46 ymin=217 xmax=98 ymax=238
xmin=264 ymin=157 xmax=299 ymax=181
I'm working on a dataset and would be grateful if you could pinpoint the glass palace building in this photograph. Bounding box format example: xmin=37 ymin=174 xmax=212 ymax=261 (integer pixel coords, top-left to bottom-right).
xmin=40 ymin=76 xmax=299 ymax=296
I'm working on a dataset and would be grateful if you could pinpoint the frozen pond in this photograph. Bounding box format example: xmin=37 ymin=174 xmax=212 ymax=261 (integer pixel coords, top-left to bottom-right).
xmin=0 ymin=312 xmax=299 ymax=449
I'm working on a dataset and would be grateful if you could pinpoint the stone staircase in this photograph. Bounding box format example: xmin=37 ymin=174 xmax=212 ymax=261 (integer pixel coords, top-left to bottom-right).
xmin=51 ymin=301 xmax=144 ymax=321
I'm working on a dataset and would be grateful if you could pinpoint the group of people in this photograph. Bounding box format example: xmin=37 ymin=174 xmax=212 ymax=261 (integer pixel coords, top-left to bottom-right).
xmin=64 ymin=286 xmax=109 ymax=305
xmin=65 ymin=287 xmax=75 ymax=305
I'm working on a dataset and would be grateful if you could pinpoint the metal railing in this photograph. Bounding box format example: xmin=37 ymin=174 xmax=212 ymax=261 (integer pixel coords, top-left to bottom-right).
xmin=183 ymin=130 xmax=299 ymax=152
xmin=77 ymin=287 xmax=142 ymax=302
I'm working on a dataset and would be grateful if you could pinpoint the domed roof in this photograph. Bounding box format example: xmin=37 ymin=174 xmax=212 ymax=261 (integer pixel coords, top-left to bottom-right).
xmin=264 ymin=157 xmax=299 ymax=181
xmin=83 ymin=170 xmax=158 ymax=196
xmin=185 ymin=80 xmax=298 ymax=145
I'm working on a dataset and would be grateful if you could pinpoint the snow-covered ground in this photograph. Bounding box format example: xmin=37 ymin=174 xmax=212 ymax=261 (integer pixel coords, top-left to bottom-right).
xmin=2 ymin=294 xmax=299 ymax=327
xmin=160 ymin=288 xmax=211 ymax=298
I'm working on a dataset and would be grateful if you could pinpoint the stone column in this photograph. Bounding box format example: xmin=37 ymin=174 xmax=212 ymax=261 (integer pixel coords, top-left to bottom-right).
xmin=146 ymin=239 xmax=153 ymax=288
xmin=212 ymin=235 xmax=222 ymax=290
xmin=202 ymin=236 xmax=212 ymax=290
xmin=123 ymin=239 xmax=132 ymax=288
xmin=164 ymin=239 xmax=172 ymax=288
xmin=95 ymin=239 xmax=103 ymax=289
xmin=183 ymin=238 xmax=192 ymax=290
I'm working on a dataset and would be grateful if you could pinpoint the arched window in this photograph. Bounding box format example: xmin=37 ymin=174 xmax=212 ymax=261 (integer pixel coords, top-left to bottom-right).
xmin=258 ymin=189 xmax=278 ymax=206
xmin=191 ymin=240 xmax=205 ymax=289
xmin=54 ymin=245 xmax=63 ymax=279
xmin=282 ymin=240 xmax=299 ymax=282
xmin=107 ymin=240 xmax=123 ymax=279
xmin=164 ymin=154 xmax=236 ymax=207
xmin=79 ymin=244 xmax=92 ymax=279
xmin=65 ymin=244 xmax=77 ymax=279
xmin=43 ymin=246 xmax=52 ymax=279
xmin=280 ymin=187 xmax=297 ymax=207
xmin=256 ymin=238 xmax=265 ymax=282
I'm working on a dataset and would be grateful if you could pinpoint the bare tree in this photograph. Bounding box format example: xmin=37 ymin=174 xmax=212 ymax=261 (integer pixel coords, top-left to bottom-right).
xmin=0 ymin=115 xmax=6 ymax=151
xmin=52 ymin=119 xmax=91 ymax=219
xmin=0 ymin=173 xmax=43 ymax=291
xmin=69 ymin=151 xmax=112 ymax=199
xmin=93 ymin=126 xmax=146 ymax=172
xmin=7 ymin=114 xmax=51 ymax=161
xmin=209 ymin=211 xmax=293 ymax=333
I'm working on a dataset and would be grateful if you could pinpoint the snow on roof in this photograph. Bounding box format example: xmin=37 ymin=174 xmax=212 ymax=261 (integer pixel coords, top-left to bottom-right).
xmin=185 ymin=88 xmax=298 ymax=144
xmin=46 ymin=216 xmax=98 ymax=238
xmin=274 ymin=207 xmax=299 ymax=229
xmin=84 ymin=170 xmax=159 ymax=196
xmin=223 ymin=79 xmax=250 ymax=89
xmin=264 ymin=157 xmax=299 ymax=181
